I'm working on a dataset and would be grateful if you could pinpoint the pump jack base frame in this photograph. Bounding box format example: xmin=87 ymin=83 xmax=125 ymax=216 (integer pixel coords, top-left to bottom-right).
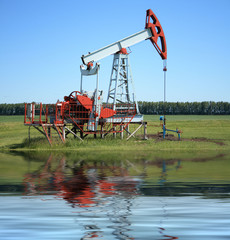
xmin=25 ymin=121 xmax=148 ymax=145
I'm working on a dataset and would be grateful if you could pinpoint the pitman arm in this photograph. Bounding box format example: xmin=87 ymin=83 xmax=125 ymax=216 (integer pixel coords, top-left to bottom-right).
xmin=81 ymin=9 xmax=167 ymax=65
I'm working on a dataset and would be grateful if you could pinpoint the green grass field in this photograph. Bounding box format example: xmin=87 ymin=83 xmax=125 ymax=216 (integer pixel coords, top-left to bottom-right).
xmin=0 ymin=115 xmax=230 ymax=160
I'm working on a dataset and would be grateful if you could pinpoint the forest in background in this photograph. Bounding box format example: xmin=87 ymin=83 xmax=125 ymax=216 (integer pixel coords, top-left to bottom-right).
xmin=0 ymin=102 xmax=230 ymax=115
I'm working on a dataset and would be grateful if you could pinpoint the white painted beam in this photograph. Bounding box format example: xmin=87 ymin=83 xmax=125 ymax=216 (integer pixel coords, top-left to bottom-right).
xmin=82 ymin=28 xmax=152 ymax=65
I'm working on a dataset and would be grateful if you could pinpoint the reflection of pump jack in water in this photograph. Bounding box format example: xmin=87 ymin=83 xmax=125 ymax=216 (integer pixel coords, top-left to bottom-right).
xmin=159 ymin=227 xmax=179 ymax=240
xmin=158 ymin=160 xmax=181 ymax=184
xmin=24 ymin=155 xmax=140 ymax=240
xmin=158 ymin=160 xmax=181 ymax=239
xmin=158 ymin=196 xmax=179 ymax=240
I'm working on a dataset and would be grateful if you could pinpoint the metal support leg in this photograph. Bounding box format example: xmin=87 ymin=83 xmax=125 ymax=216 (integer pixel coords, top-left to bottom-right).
xmin=143 ymin=122 xmax=148 ymax=140
xmin=126 ymin=125 xmax=129 ymax=137
xmin=63 ymin=126 xmax=65 ymax=141
xmin=126 ymin=123 xmax=143 ymax=141
xmin=120 ymin=125 xmax=124 ymax=139
xmin=48 ymin=126 xmax=51 ymax=137
xmin=73 ymin=127 xmax=77 ymax=138
xmin=28 ymin=126 xmax=31 ymax=144
xmin=113 ymin=125 xmax=116 ymax=138
xmin=80 ymin=131 xmax=84 ymax=139
xmin=101 ymin=125 xmax=104 ymax=139
xmin=65 ymin=127 xmax=83 ymax=141
xmin=163 ymin=125 xmax=166 ymax=139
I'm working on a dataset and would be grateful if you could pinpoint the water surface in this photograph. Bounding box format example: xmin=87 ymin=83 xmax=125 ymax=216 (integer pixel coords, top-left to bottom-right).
xmin=0 ymin=152 xmax=230 ymax=239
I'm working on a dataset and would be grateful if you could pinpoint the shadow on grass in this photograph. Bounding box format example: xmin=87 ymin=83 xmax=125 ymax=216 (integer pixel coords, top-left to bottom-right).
xmin=5 ymin=137 xmax=50 ymax=150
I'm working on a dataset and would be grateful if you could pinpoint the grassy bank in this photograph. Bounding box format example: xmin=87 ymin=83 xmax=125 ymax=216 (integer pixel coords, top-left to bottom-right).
xmin=0 ymin=115 xmax=230 ymax=158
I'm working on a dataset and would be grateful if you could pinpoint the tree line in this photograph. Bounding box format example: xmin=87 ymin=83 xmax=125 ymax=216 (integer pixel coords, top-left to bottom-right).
xmin=138 ymin=101 xmax=230 ymax=115
xmin=0 ymin=102 xmax=230 ymax=115
xmin=0 ymin=103 xmax=25 ymax=115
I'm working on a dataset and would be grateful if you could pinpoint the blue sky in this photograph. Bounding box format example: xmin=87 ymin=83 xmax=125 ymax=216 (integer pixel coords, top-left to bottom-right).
xmin=0 ymin=0 xmax=229 ymax=103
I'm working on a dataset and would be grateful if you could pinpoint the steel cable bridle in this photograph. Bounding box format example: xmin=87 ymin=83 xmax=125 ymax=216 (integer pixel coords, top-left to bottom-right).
xmin=163 ymin=60 xmax=167 ymax=125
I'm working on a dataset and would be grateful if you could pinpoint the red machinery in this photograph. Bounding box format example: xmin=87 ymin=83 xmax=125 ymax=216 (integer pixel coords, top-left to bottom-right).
xmin=24 ymin=9 xmax=167 ymax=144
xmin=24 ymin=91 xmax=137 ymax=144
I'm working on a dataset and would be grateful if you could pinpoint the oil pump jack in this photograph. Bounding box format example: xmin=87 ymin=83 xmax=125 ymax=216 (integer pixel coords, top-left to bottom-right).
xmin=24 ymin=9 xmax=169 ymax=144
xmin=80 ymin=8 xmax=167 ymax=126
